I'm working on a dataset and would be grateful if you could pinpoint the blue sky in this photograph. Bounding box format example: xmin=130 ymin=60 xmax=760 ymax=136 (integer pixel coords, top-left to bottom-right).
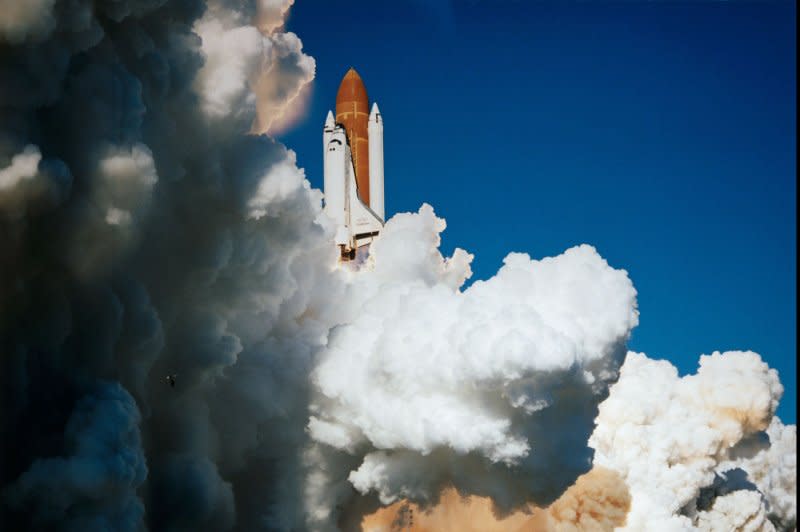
xmin=279 ymin=1 xmax=796 ymax=423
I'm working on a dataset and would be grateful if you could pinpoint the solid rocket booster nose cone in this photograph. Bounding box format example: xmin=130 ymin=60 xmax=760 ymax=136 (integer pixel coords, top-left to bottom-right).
xmin=369 ymin=103 xmax=382 ymax=124
xmin=325 ymin=110 xmax=335 ymax=127
xmin=336 ymin=68 xmax=371 ymax=204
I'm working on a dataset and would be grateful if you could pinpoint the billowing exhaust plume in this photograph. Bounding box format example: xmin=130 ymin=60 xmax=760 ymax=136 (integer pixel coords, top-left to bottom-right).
xmin=360 ymin=466 xmax=631 ymax=531
xmin=358 ymin=350 xmax=795 ymax=531
xmin=306 ymin=207 xmax=795 ymax=531
xmin=2 ymin=1 xmax=329 ymax=530
xmin=590 ymin=351 xmax=796 ymax=531
xmin=1 ymin=1 xmax=794 ymax=531
xmin=304 ymin=205 xmax=639 ymax=527
xmin=256 ymin=0 xmax=296 ymax=34
xmin=251 ymin=0 xmax=315 ymax=135
xmin=192 ymin=0 xmax=314 ymax=134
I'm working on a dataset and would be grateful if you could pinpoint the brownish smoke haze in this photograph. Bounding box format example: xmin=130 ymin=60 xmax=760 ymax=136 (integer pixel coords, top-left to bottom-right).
xmin=360 ymin=467 xmax=630 ymax=532
xmin=250 ymin=0 xmax=315 ymax=135
xmin=250 ymin=39 xmax=315 ymax=135
xmin=255 ymin=0 xmax=295 ymax=34
xmin=544 ymin=466 xmax=631 ymax=531
xmin=255 ymin=77 xmax=314 ymax=136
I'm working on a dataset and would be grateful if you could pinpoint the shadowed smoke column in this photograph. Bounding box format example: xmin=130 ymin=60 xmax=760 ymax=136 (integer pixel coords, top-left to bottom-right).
xmin=336 ymin=68 xmax=370 ymax=204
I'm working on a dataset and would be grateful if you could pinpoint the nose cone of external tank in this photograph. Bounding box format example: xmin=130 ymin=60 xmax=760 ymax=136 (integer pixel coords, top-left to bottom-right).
xmin=336 ymin=68 xmax=369 ymax=111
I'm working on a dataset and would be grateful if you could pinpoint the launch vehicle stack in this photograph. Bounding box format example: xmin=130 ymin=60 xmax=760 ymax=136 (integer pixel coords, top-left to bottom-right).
xmin=323 ymin=68 xmax=385 ymax=261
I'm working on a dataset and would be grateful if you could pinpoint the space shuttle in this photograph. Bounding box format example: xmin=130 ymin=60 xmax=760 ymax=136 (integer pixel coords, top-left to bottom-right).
xmin=323 ymin=68 xmax=384 ymax=261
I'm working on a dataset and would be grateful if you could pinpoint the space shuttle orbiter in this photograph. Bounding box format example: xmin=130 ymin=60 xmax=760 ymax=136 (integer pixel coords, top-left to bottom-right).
xmin=323 ymin=68 xmax=384 ymax=261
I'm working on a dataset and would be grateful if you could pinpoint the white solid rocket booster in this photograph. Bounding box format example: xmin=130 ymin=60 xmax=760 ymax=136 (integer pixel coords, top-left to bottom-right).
xmin=368 ymin=102 xmax=385 ymax=221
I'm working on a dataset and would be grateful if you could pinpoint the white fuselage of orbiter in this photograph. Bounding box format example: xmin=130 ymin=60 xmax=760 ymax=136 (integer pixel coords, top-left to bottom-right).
xmin=322 ymin=103 xmax=384 ymax=260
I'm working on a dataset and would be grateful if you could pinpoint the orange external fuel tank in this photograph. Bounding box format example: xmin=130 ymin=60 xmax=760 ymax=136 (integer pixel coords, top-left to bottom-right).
xmin=335 ymin=68 xmax=370 ymax=204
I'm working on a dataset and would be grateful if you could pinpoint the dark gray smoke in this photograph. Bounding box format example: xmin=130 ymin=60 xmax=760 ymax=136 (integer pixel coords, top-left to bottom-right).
xmin=1 ymin=1 xmax=330 ymax=530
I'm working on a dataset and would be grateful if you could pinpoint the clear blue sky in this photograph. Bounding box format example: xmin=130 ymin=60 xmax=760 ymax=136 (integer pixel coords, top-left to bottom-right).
xmin=279 ymin=1 xmax=796 ymax=423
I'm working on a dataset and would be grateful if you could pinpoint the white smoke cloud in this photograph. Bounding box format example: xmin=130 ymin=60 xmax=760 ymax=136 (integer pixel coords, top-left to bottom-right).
xmin=194 ymin=0 xmax=314 ymax=135
xmin=303 ymin=205 xmax=795 ymax=530
xmin=352 ymin=344 xmax=795 ymax=532
xmin=305 ymin=204 xmax=639 ymax=525
xmin=0 ymin=145 xmax=43 ymax=191
xmin=589 ymin=350 xmax=795 ymax=531
xmin=247 ymin=148 xmax=317 ymax=219
xmin=694 ymin=489 xmax=774 ymax=532
xmin=718 ymin=418 xmax=797 ymax=529
xmin=194 ymin=16 xmax=264 ymax=121
xmin=251 ymin=31 xmax=315 ymax=135
xmin=256 ymin=0 xmax=295 ymax=34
